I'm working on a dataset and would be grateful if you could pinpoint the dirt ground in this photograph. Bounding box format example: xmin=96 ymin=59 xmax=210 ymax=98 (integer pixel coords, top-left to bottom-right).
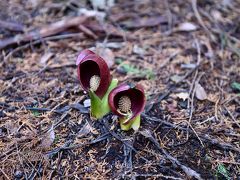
xmin=0 ymin=0 xmax=240 ymax=179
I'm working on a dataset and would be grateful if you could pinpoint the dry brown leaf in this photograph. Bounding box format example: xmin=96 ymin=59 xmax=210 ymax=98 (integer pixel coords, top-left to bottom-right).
xmin=176 ymin=92 xmax=189 ymax=101
xmin=40 ymin=126 xmax=55 ymax=149
xmin=170 ymin=75 xmax=184 ymax=83
xmin=96 ymin=47 xmax=115 ymax=68
xmin=195 ymin=82 xmax=207 ymax=100
xmin=40 ymin=52 xmax=54 ymax=66
xmin=133 ymin=45 xmax=146 ymax=56
xmin=120 ymin=15 xmax=168 ymax=28
xmin=77 ymin=122 xmax=91 ymax=138
xmin=207 ymin=93 xmax=219 ymax=102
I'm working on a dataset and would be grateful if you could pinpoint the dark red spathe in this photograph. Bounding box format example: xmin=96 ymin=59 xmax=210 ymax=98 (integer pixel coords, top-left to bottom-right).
xmin=76 ymin=49 xmax=111 ymax=98
xmin=108 ymin=83 xmax=146 ymax=124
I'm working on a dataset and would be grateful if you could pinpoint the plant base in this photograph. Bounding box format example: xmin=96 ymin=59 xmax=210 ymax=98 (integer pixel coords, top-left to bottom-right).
xmin=120 ymin=115 xmax=141 ymax=131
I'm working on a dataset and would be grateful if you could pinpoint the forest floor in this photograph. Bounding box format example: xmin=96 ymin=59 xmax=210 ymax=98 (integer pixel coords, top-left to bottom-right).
xmin=0 ymin=0 xmax=239 ymax=179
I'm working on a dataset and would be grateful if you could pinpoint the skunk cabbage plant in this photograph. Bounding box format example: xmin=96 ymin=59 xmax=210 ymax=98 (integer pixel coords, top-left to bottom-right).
xmin=108 ymin=83 xmax=146 ymax=131
xmin=76 ymin=49 xmax=118 ymax=119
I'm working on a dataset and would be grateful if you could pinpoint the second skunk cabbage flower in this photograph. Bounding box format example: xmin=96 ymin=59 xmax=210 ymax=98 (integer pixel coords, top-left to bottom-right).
xmin=108 ymin=83 xmax=146 ymax=131
xmin=76 ymin=49 xmax=118 ymax=119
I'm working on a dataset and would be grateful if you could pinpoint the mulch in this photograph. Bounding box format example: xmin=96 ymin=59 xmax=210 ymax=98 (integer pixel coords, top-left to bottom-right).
xmin=0 ymin=0 xmax=239 ymax=179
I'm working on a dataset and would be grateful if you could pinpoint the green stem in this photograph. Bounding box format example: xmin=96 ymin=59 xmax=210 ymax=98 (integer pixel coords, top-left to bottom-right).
xmin=120 ymin=115 xmax=141 ymax=131
xmin=89 ymin=78 xmax=118 ymax=119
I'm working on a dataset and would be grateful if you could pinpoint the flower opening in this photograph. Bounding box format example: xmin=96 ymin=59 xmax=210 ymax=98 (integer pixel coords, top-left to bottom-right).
xmin=76 ymin=49 xmax=111 ymax=98
xmin=109 ymin=83 xmax=146 ymax=125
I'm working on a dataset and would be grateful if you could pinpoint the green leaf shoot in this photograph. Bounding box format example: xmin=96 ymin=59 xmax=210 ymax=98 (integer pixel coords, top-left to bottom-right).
xmin=120 ymin=115 xmax=141 ymax=131
xmin=89 ymin=78 xmax=118 ymax=119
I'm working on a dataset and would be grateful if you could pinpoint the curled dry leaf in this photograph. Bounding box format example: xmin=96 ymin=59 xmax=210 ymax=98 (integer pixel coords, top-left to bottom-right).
xmin=170 ymin=74 xmax=184 ymax=83
xmin=211 ymin=10 xmax=225 ymax=22
xmin=40 ymin=126 xmax=55 ymax=149
xmin=96 ymin=42 xmax=125 ymax=49
xmin=120 ymin=15 xmax=168 ymax=29
xmin=96 ymin=47 xmax=115 ymax=68
xmin=78 ymin=8 xmax=106 ymax=20
xmin=133 ymin=45 xmax=146 ymax=56
xmin=195 ymin=82 xmax=207 ymax=100
xmin=207 ymin=93 xmax=219 ymax=103
xmin=176 ymin=92 xmax=189 ymax=101
xmin=77 ymin=122 xmax=91 ymax=138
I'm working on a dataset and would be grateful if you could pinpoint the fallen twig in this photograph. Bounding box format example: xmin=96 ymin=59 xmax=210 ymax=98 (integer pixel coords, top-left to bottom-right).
xmin=120 ymin=15 xmax=169 ymax=29
xmin=0 ymin=168 xmax=11 ymax=180
xmin=46 ymin=132 xmax=110 ymax=156
xmin=223 ymin=105 xmax=240 ymax=128
xmin=2 ymin=33 xmax=84 ymax=62
xmin=129 ymin=173 xmax=183 ymax=180
xmin=0 ymin=20 xmax=24 ymax=32
xmin=139 ymin=130 xmax=203 ymax=180
xmin=1 ymin=102 xmax=88 ymax=115
xmin=0 ymin=16 xmax=88 ymax=50
xmin=0 ymin=147 xmax=16 ymax=160
xmin=191 ymin=0 xmax=215 ymax=40
xmin=142 ymin=114 xmax=240 ymax=153
xmin=101 ymin=118 xmax=149 ymax=162
xmin=145 ymin=66 xmax=199 ymax=113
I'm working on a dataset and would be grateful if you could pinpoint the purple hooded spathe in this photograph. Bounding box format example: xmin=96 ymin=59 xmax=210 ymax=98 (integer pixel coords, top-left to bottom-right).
xmin=76 ymin=49 xmax=111 ymax=98
xmin=108 ymin=83 xmax=146 ymax=124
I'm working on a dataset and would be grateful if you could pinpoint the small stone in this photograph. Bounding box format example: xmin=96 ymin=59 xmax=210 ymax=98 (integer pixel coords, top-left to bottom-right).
xmin=83 ymin=99 xmax=91 ymax=107
xmin=15 ymin=170 xmax=23 ymax=179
